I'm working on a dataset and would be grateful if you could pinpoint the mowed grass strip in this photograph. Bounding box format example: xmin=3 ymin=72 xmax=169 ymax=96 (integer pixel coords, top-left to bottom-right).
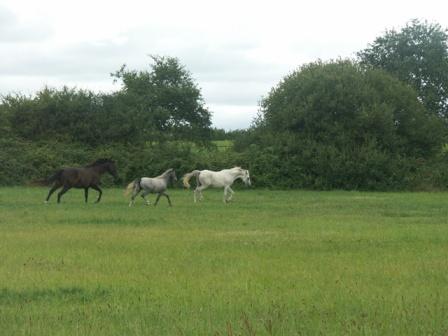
xmin=1 ymin=187 xmax=448 ymax=335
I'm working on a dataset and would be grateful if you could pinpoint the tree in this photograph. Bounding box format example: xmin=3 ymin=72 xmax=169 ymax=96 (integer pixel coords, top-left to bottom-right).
xmin=2 ymin=87 xmax=136 ymax=145
xmin=112 ymin=56 xmax=212 ymax=143
xmin=249 ymin=60 xmax=444 ymax=189
xmin=358 ymin=19 xmax=448 ymax=119
xmin=2 ymin=56 xmax=211 ymax=146
xmin=0 ymin=100 xmax=12 ymax=139
xmin=4 ymin=87 xmax=102 ymax=143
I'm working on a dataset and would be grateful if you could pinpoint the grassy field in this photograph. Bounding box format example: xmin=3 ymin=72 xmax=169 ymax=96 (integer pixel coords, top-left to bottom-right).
xmin=1 ymin=187 xmax=448 ymax=335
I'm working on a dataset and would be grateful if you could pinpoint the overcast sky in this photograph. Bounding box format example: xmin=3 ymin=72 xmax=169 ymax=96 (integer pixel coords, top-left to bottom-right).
xmin=1 ymin=0 xmax=447 ymax=129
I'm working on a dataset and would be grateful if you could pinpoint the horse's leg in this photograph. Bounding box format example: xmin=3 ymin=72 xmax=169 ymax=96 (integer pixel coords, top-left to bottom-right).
xmin=223 ymin=186 xmax=234 ymax=203
xmin=129 ymin=186 xmax=140 ymax=207
xmin=141 ymin=189 xmax=151 ymax=205
xmin=45 ymin=183 xmax=61 ymax=203
xmin=163 ymin=192 xmax=172 ymax=207
xmin=154 ymin=193 xmax=162 ymax=206
xmin=84 ymin=188 xmax=89 ymax=203
xmin=194 ymin=187 xmax=198 ymax=203
xmin=194 ymin=185 xmax=207 ymax=202
xmin=57 ymin=185 xmax=71 ymax=203
xmin=227 ymin=186 xmax=235 ymax=201
xmin=194 ymin=187 xmax=203 ymax=202
xmin=91 ymin=185 xmax=103 ymax=203
xmin=223 ymin=186 xmax=229 ymax=203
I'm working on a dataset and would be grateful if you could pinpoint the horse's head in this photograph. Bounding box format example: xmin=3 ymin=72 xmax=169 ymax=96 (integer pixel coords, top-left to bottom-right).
xmin=241 ymin=169 xmax=251 ymax=186
xmin=169 ymin=169 xmax=177 ymax=183
xmin=105 ymin=160 xmax=119 ymax=180
xmin=87 ymin=158 xmax=119 ymax=182
xmin=163 ymin=168 xmax=177 ymax=184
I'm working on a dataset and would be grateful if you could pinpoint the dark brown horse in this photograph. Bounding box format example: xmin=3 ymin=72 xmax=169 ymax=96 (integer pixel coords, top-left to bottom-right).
xmin=45 ymin=159 xmax=118 ymax=203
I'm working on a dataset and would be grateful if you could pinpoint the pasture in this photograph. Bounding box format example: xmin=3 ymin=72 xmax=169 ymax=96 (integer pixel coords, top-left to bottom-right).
xmin=1 ymin=187 xmax=448 ymax=335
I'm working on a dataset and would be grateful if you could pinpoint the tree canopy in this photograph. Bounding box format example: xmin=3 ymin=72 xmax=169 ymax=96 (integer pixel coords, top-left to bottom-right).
xmin=112 ymin=56 xmax=212 ymax=143
xmin=1 ymin=56 xmax=212 ymax=146
xmin=261 ymin=60 xmax=442 ymax=157
xmin=243 ymin=60 xmax=445 ymax=189
xmin=358 ymin=19 xmax=448 ymax=119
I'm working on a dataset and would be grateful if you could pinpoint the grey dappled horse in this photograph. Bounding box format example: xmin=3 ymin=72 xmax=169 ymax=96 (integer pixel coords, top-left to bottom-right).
xmin=125 ymin=168 xmax=177 ymax=207
xmin=183 ymin=167 xmax=251 ymax=203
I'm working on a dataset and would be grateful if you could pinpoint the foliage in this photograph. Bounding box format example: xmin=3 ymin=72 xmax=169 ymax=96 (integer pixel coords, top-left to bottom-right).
xmin=0 ymin=56 xmax=212 ymax=146
xmin=210 ymin=127 xmax=248 ymax=140
xmin=358 ymin=19 xmax=448 ymax=119
xmin=111 ymin=56 xmax=212 ymax=144
xmin=0 ymin=137 xmax=243 ymax=187
xmin=4 ymin=87 xmax=107 ymax=144
xmin=2 ymin=53 xmax=448 ymax=190
xmin=238 ymin=60 xmax=445 ymax=189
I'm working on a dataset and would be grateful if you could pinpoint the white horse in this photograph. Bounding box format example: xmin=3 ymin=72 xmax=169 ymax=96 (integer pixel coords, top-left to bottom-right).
xmin=183 ymin=167 xmax=251 ymax=203
xmin=124 ymin=168 xmax=177 ymax=207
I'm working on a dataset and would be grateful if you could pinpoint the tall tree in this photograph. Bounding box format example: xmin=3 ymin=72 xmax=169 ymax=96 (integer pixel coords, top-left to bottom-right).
xmin=112 ymin=56 xmax=212 ymax=143
xmin=358 ymin=19 xmax=448 ymax=119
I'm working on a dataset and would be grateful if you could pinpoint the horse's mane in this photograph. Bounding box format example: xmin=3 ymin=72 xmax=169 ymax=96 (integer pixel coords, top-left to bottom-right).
xmin=86 ymin=158 xmax=115 ymax=167
xmin=159 ymin=168 xmax=174 ymax=177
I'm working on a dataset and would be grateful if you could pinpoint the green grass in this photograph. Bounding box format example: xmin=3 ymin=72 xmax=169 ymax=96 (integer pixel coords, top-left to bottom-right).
xmin=1 ymin=187 xmax=448 ymax=335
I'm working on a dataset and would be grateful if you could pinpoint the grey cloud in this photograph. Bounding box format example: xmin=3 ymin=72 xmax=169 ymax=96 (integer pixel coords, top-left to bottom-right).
xmin=200 ymin=80 xmax=271 ymax=105
xmin=210 ymin=103 xmax=259 ymax=130
xmin=0 ymin=5 xmax=51 ymax=43
xmin=0 ymin=40 xmax=129 ymax=82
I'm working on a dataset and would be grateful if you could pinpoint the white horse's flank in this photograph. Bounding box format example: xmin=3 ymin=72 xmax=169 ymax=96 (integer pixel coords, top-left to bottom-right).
xmin=125 ymin=168 xmax=177 ymax=207
xmin=183 ymin=167 xmax=251 ymax=203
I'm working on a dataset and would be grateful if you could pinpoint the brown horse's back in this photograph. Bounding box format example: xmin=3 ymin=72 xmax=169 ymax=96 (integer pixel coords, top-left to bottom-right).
xmin=59 ymin=168 xmax=97 ymax=188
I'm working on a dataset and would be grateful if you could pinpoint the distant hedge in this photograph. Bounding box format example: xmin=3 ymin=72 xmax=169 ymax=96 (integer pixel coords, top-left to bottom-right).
xmin=0 ymin=138 xmax=245 ymax=188
xmin=1 ymin=137 xmax=448 ymax=190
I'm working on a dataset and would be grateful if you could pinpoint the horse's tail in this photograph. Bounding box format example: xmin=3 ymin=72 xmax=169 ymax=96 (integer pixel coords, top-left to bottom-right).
xmin=47 ymin=169 xmax=63 ymax=182
xmin=29 ymin=169 xmax=63 ymax=186
xmin=182 ymin=170 xmax=201 ymax=189
xmin=124 ymin=178 xmax=140 ymax=196
xmin=39 ymin=169 xmax=63 ymax=185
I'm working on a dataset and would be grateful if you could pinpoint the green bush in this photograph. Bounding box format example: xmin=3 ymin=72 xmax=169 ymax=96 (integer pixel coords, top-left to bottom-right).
xmin=233 ymin=60 xmax=446 ymax=190
xmin=0 ymin=138 xmax=245 ymax=188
